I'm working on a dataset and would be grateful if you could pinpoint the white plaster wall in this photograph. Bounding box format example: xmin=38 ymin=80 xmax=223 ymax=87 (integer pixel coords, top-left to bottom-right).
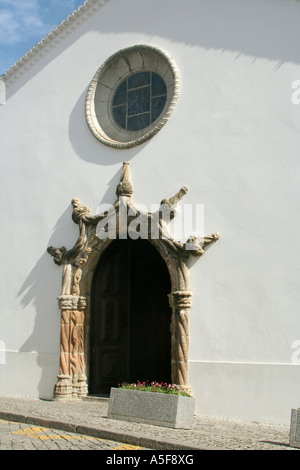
xmin=0 ymin=0 xmax=299 ymax=422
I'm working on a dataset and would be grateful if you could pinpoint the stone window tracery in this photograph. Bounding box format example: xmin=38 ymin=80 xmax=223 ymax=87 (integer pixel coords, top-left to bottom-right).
xmin=85 ymin=45 xmax=180 ymax=149
xmin=112 ymin=71 xmax=167 ymax=131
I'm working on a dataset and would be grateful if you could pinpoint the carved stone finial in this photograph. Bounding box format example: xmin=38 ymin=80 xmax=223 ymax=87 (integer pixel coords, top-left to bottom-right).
xmin=160 ymin=186 xmax=188 ymax=220
xmin=161 ymin=186 xmax=188 ymax=209
xmin=71 ymin=198 xmax=91 ymax=224
xmin=116 ymin=162 xmax=134 ymax=198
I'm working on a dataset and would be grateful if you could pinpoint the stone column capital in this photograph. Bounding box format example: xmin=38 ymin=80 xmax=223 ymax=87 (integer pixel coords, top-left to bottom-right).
xmin=168 ymin=290 xmax=192 ymax=310
xmin=58 ymin=295 xmax=87 ymax=311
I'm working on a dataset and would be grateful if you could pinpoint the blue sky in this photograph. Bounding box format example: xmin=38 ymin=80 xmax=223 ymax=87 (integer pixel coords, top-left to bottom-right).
xmin=0 ymin=0 xmax=86 ymax=75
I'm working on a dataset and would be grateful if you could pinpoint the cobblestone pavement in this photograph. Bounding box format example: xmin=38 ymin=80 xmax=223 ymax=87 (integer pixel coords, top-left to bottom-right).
xmin=0 ymin=395 xmax=298 ymax=451
xmin=0 ymin=419 xmax=145 ymax=451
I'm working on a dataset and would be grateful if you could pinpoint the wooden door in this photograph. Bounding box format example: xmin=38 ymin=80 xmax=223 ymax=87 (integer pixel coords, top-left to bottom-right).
xmin=89 ymin=239 xmax=171 ymax=394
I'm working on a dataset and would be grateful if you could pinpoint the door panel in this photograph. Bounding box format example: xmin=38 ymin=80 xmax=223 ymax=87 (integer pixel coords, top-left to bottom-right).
xmin=89 ymin=239 xmax=171 ymax=394
xmin=129 ymin=239 xmax=171 ymax=384
xmin=90 ymin=241 xmax=130 ymax=393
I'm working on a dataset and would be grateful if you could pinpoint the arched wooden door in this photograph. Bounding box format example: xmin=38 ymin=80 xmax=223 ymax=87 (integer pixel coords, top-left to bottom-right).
xmin=89 ymin=238 xmax=172 ymax=394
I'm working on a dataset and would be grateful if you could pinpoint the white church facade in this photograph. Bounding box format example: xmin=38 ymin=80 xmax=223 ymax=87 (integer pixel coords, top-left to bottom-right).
xmin=0 ymin=0 xmax=300 ymax=425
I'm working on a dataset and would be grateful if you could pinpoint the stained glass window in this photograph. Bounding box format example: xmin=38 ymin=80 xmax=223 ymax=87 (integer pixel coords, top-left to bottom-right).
xmin=112 ymin=71 xmax=167 ymax=131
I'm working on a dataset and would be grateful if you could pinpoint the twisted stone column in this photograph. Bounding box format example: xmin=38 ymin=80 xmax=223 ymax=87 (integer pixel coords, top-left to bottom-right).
xmin=168 ymin=291 xmax=192 ymax=394
xmin=54 ymin=295 xmax=87 ymax=401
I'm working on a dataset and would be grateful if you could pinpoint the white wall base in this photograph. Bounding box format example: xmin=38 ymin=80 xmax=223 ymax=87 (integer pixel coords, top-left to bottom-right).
xmin=0 ymin=351 xmax=59 ymax=400
xmin=190 ymin=361 xmax=300 ymax=425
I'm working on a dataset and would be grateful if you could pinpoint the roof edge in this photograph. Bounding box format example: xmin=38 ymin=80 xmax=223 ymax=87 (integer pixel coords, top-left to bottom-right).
xmin=1 ymin=0 xmax=111 ymax=86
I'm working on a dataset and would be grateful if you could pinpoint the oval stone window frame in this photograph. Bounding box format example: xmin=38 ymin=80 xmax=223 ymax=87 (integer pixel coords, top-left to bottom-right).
xmin=85 ymin=44 xmax=180 ymax=149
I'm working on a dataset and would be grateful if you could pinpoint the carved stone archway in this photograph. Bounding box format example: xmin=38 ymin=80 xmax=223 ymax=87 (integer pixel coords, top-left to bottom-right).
xmin=48 ymin=162 xmax=219 ymax=400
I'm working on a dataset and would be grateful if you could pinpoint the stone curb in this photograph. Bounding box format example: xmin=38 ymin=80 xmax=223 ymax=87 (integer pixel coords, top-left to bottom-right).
xmin=0 ymin=411 xmax=212 ymax=451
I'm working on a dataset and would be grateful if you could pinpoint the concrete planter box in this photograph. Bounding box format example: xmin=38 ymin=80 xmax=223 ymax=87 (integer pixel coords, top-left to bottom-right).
xmin=107 ymin=387 xmax=195 ymax=429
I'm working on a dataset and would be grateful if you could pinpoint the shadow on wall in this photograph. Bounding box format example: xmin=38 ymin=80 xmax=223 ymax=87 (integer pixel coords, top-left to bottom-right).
xmin=17 ymin=251 xmax=61 ymax=399
xmin=68 ymin=88 xmax=145 ymax=167
xmin=6 ymin=0 xmax=300 ymax=100
xmin=16 ymin=169 xmax=129 ymax=399
xmin=96 ymin=0 xmax=300 ymax=66
xmin=17 ymin=205 xmax=80 ymax=399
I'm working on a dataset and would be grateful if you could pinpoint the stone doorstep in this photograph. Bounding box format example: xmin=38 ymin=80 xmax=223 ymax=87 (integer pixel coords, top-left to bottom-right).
xmin=82 ymin=394 xmax=109 ymax=402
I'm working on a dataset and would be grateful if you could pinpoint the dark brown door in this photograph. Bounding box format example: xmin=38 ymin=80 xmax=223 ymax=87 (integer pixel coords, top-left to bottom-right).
xmin=89 ymin=238 xmax=171 ymax=394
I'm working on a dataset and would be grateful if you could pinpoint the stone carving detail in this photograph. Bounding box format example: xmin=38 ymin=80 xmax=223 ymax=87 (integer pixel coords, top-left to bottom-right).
xmin=85 ymin=44 xmax=181 ymax=149
xmin=116 ymin=161 xmax=134 ymax=197
xmin=48 ymin=162 xmax=219 ymax=400
xmin=53 ymin=295 xmax=87 ymax=401
xmin=168 ymin=291 xmax=192 ymax=393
